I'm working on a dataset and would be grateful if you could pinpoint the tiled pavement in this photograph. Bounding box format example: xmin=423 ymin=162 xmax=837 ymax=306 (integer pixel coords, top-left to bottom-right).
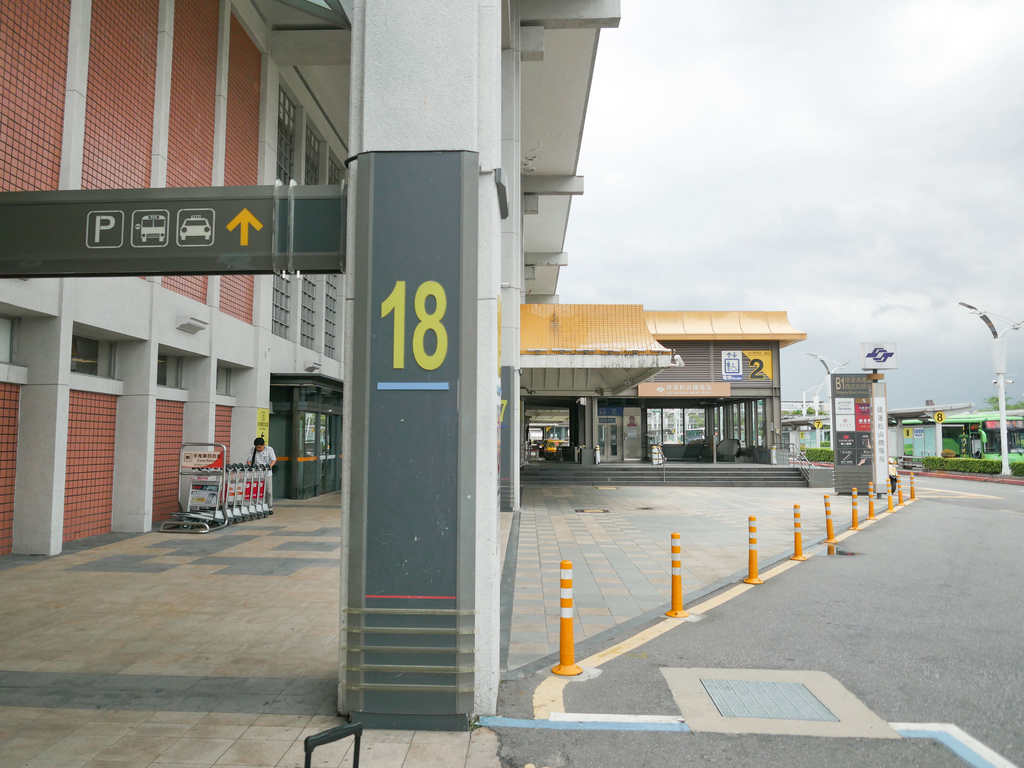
xmin=504 ymin=484 xmax=840 ymax=670
xmin=0 ymin=481 xmax=845 ymax=765
xmin=0 ymin=494 xmax=498 ymax=768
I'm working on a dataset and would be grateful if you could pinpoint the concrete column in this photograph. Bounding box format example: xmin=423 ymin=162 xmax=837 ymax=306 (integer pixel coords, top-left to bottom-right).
xmin=12 ymin=289 xmax=74 ymax=555
xmin=341 ymin=0 xmax=502 ymax=722
xmin=183 ymin=356 xmax=217 ymax=444
xmin=112 ymin=340 xmax=157 ymax=532
xmin=211 ymin=0 xmax=231 ymax=186
xmin=58 ymin=0 xmax=92 ymax=190
xmin=150 ymin=0 xmax=175 ymax=188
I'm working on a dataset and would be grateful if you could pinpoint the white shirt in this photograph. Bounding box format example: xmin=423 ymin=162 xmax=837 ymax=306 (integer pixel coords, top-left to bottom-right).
xmin=250 ymin=445 xmax=276 ymax=467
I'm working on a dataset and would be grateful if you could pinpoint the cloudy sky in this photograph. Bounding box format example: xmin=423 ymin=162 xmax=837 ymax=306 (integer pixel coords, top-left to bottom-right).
xmin=560 ymin=0 xmax=1024 ymax=410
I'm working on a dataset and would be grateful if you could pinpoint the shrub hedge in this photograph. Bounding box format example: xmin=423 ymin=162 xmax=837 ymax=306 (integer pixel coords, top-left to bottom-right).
xmin=921 ymin=457 xmax=1002 ymax=474
xmin=804 ymin=448 xmax=834 ymax=462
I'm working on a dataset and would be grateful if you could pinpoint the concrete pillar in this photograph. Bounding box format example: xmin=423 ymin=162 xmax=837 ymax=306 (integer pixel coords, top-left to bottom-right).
xmin=112 ymin=339 xmax=157 ymax=532
xmin=183 ymin=356 xmax=217 ymax=444
xmin=341 ymin=0 xmax=502 ymax=723
xmin=13 ymin=291 xmax=74 ymax=555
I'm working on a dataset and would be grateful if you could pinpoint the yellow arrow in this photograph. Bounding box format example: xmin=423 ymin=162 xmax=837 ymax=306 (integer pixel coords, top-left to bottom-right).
xmin=226 ymin=208 xmax=263 ymax=246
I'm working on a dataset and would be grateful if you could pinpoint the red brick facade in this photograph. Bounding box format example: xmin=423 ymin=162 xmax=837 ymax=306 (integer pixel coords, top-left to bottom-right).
xmin=63 ymin=391 xmax=117 ymax=543
xmin=0 ymin=0 xmax=71 ymax=192
xmin=215 ymin=405 xmax=232 ymax=461
xmin=162 ymin=275 xmax=208 ymax=303
xmin=0 ymin=383 xmax=19 ymax=555
xmin=219 ymin=275 xmax=254 ymax=324
xmin=225 ymin=13 xmax=261 ymax=187
xmin=166 ymin=0 xmax=219 ymax=188
xmin=153 ymin=400 xmax=184 ymax=523
xmin=82 ymin=0 xmax=159 ymax=190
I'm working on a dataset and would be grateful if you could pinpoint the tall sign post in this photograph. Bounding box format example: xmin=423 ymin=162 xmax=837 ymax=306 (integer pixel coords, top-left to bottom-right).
xmin=831 ymin=373 xmax=874 ymax=495
xmin=861 ymin=343 xmax=897 ymax=497
xmin=344 ymin=151 xmax=479 ymax=729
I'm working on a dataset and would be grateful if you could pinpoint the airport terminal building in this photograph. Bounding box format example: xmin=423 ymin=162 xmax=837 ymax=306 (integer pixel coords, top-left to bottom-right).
xmin=0 ymin=0 xmax=804 ymax=724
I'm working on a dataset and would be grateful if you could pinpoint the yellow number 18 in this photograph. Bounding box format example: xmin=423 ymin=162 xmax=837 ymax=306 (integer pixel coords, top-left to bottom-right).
xmin=381 ymin=280 xmax=449 ymax=371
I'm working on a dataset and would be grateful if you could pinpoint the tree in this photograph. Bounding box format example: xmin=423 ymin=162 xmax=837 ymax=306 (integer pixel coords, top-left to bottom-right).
xmin=984 ymin=395 xmax=1024 ymax=411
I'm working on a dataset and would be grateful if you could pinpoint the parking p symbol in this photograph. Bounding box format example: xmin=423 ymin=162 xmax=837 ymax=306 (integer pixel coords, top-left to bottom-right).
xmin=86 ymin=210 xmax=124 ymax=249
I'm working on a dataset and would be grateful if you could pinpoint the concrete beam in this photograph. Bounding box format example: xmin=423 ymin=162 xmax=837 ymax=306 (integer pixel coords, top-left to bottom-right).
xmin=520 ymin=0 xmax=620 ymax=28
xmin=270 ymin=29 xmax=351 ymax=66
xmin=525 ymin=251 xmax=568 ymax=266
xmin=520 ymin=25 xmax=544 ymax=61
xmin=521 ymin=175 xmax=584 ymax=195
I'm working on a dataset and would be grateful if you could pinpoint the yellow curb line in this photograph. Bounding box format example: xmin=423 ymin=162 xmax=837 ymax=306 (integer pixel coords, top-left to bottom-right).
xmin=532 ymin=498 xmax=919 ymax=718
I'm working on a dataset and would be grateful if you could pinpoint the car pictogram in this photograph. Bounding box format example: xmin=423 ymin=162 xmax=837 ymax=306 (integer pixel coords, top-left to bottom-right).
xmin=179 ymin=215 xmax=212 ymax=242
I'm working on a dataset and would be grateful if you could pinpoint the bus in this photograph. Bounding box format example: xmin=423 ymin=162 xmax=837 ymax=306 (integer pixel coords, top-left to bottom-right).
xmin=939 ymin=411 xmax=1024 ymax=462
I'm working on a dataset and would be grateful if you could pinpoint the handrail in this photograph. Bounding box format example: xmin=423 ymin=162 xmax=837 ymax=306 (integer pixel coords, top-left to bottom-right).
xmin=783 ymin=444 xmax=814 ymax=483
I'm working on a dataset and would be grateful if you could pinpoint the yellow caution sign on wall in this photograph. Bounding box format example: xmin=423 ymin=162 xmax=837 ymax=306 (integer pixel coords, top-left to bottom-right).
xmin=743 ymin=350 xmax=773 ymax=380
xmin=257 ymin=407 xmax=270 ymax=440
xmin=903 ymin=427 xmax=913 ymax=439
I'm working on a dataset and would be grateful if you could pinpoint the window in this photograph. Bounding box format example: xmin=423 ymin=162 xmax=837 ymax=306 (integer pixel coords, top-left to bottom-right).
xmin=304 ymin=126 xmax=321 ymax=185
xmin=324 ymin=274 xmax=338 ymax=359
xmin=157 ymin=354 xmax=183 ymax=388
xmin=0 ymin=317 xmax=11 ymax=364
xmin=216 ymin=366 xmax=232 ymax=396
xmin=328 ymin=157 xmax=341 ymax=185
xmin=71 ymin=336 xmax=115 ymax=377
xmin=277 ymin=89 xmax=296 ymax=185
xmin=300 ymin=275 xmax=317 ymax=350
xmin=272 ymin=274 xmax=291 ymax=338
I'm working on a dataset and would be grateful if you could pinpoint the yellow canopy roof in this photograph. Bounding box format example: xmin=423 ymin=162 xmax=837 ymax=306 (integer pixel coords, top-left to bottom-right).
xmin=521 ymin=304 xmax=671 ymax=354
xmin=643 ymin=311 xmax=807 ymax=347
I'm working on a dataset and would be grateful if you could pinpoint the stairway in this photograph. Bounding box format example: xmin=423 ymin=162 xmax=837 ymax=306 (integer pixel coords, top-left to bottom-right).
xmin=520 ymin=461 xmax=810 ymax=488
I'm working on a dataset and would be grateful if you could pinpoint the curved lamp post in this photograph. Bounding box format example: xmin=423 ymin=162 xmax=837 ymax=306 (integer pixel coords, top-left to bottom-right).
xmin=959 ymin=302 xmax=1022 ymax=475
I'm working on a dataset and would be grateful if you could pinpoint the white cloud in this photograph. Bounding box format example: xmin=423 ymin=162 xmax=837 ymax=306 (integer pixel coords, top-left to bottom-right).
xmin=561 ymin=0 xmax=1024 ymax=407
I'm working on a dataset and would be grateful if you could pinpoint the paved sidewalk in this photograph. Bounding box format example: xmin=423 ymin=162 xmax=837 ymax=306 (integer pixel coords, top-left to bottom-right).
xmin=0 ymin=494 xmax=499 ymax=768
xmin=505 ymin=484 xmax=841 ymax=670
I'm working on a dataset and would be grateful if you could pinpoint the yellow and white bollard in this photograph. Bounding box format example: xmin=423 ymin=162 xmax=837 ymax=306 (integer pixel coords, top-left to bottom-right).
xmin=867 ymin=481 xmax=875 ymax=520
xmin=851 ymin=487 xmax=860 ymax=531
xmin=666 ymin=532 xmax=689 ymax=618
xmin=824 ymin=495 xmax=837 ymax=556
xmin=551 ymin=560 xmax=582 ymax=676
xmin=910 ymin=472 xmax=916 ymax=501
xmin=897 ymin=475 xmax=905 ymax=506
xmin=887 ymin=483 xmax=895 ymax=512
xmin=791 ymin=504 xmax=808 ymax=561
xmin=744 ymin=516 xmax=763 ymax=584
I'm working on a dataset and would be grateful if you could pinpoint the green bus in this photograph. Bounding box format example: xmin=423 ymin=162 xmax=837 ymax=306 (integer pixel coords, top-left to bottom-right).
xmin=939 ymin=411 xmax=1024 ymax=461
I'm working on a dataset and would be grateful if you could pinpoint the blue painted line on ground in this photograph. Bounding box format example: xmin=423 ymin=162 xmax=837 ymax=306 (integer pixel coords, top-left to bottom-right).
xmin=478 ymin=716 xmax=689 ymax=733
xmin=896 ymin=728 xmax=1012 ymax=768
xmin=376 ymin=382 xmax=449 ymax=391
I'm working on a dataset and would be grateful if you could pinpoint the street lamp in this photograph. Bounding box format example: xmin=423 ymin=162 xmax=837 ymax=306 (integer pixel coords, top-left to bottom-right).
xmin=806 ymin=355 xmax=849 ymax=451
xmin=959 ymin=302 xmax=1023 ymax=475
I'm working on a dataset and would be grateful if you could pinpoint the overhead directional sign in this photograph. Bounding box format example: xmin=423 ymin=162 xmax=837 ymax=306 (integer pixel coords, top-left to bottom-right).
xmin=0 ymin=184 xmax=345 ymax=277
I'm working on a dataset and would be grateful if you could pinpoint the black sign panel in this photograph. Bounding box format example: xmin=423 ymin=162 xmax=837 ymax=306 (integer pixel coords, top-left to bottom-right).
xmin=363 ymin=153 xmax=465 ymax=605
xmin=831 ymin=373 xmax=874 ymax=494
xmin=0 ymin=185 xmax=344 ymax=276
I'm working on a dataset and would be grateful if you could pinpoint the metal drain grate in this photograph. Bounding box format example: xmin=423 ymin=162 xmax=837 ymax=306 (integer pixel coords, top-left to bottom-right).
xmin=700 ymin=679 xmax=839 ymax=722
xmin=575 ymin=508 xmax=610 ymax=514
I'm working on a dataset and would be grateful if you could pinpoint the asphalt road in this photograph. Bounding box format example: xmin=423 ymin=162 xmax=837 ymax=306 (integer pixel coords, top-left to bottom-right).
xmin=493 ymin=477 xmax=1024 ymax=768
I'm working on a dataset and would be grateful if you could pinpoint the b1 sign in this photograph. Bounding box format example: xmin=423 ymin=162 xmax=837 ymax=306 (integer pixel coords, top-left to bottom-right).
xmin=861 ymin=342 xmax=898 ymax=370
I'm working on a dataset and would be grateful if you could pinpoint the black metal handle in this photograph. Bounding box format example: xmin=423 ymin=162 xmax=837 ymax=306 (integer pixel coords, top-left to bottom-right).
xmin=304 ymin=722 xmax=362 ymax=768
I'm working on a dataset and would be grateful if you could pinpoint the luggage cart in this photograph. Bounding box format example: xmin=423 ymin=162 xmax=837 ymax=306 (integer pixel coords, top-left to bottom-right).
xmin=159 ymin=443 xmax=230 ymax=534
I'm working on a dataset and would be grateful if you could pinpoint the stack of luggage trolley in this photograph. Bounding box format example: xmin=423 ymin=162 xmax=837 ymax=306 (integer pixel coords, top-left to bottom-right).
xmin=159 ymin=442 xmax=273 ymax=534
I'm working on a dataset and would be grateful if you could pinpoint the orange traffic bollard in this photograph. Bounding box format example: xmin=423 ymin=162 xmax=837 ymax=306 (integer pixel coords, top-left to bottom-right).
xmin=851 ymin=487 xmax=860 ymax=531
xmin=888 ymin=484 xmax=895 ymax=512
xmin=666 ymin=532 xmax=689 ymax=618
xmin=824 ymin=495 xmax=837 ymax=556
xmin=791 ymin=504 xmax=808 ymax=561
xmin=744 ymin=516 xmax=763 ymax=584
xmin=551 ymin=560 xmax=582 ymax=676
xmin=867 ymin=481 xmax=875 ymax=520
xmin=910 ymin=473 xmax=916 ymax=501
xmin=897 ymin=475 xmax=905 ymax=506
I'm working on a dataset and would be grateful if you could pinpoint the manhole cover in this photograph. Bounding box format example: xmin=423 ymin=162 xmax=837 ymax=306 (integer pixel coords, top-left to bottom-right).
xmin=575 ymin=509 xmax=610 ymax=514
xmin=700 ymin=679 xmax=838 ymax=722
